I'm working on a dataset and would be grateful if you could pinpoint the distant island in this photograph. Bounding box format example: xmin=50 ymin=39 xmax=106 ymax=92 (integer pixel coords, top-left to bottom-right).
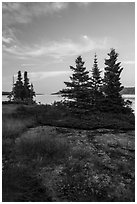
xmin=2 ymin=91 xmax=11 ymax=95
xmin=2 ymin=91 xmax=44 ymax=96
xmin=120 ymin=87 xmax=135 ymax=95
xmin=52 ymin=87 xmax=135 ymax=96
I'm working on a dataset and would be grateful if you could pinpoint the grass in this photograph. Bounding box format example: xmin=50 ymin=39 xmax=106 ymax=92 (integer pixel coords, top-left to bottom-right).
xmin=2 ymin=112 xmax=36 ymax=161
xmin=15 ymin=127 xmax=70 ymax=164
xmin=2 ymin=165 xmax=52 ymax=202
xmin=2 ymin=117 xmax=34 ymax=139
xmin=2 ymin=103 xmax=135 ymax=202
xmin=2 ymin=104 xmax=19 ymax=114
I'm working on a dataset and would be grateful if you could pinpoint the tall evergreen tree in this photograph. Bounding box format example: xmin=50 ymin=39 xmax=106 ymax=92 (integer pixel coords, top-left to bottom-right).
xmin=59 ymin=56 xmax=90 ymax=113
xmin=12 ymin=71 xmax=35 ymax=103
xmin=103 ymin=48 xmax=124 ymax=111
xmin=91 ymin=54 xmax=102 ymax=91
xmin=89 ymin=54 xmax=103 ymax=109
xmin=30 ymin=83 xmax=35 ymax=101
xmin=23 ymin=71 xmax=30 ymax=99
xmin=13 ymin=71 xmax=24 ymax=101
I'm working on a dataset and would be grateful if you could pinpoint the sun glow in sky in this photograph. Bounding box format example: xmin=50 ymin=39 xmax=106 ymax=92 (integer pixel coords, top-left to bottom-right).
xmin=2 ymin=2 xmax=135 ymax=94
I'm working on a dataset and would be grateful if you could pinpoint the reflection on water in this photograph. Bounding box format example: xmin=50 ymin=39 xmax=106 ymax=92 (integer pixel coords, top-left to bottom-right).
xmin=2 ymin=94 xmax=135 ymax=111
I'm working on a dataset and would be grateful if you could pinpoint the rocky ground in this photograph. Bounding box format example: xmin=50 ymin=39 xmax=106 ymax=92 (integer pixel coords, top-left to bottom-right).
xmin=15 ymin=126 xmax=135 ymax=202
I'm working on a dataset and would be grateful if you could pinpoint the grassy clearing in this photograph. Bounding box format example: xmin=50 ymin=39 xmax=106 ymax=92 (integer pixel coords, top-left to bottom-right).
xmin=15 ymin=127 xmax=70 ymax=164
xmin=2 ymin=107 xmax=36 ymax=161
xmin=2 ymin=117 xmax=34 ymax=139
xmin=2 ymin=104 xmax=36 ymax=140
xmin=2 ymin=104 xmax=19 ymax=114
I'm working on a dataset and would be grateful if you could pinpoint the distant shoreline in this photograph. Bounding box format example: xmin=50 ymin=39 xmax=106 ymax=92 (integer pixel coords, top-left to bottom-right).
xmin=2 ymin=93 xmax=135 ymax=96
xmin=3 ymin=87 xmax=135 ymax=96
xmin=2 ymin=92 xmax=44 ymax=96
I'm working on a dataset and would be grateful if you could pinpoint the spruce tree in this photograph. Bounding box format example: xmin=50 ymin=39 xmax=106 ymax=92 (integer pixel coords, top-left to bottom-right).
xmin=103 ymin=48 xmax=124 ymax=112
xmin=12 ymin=71 xmax=35 ymax=103
xmin=23 ymin=71 xmax=30 ymax=100
xmin=59 ymin=56 xmax=90 ymax=113
xmin=30 ymin=83 xmax=35 ymax=102
xmin=13 ymin=71 xmax=24 ymax=101
xmin=89 ymin=53 xmax=103 ymax=109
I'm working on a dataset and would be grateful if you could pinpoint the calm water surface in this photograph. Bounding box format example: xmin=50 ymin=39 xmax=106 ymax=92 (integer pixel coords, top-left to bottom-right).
xmin=2 ymin=94 xmax=135 ymax=111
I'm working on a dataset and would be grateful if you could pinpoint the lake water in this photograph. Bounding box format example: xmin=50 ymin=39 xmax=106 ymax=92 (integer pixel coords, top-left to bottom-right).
xmin=2 ymin=94 xmax=135 ymax=111
xmin=2 ymin=94 xmax=62 ymax=105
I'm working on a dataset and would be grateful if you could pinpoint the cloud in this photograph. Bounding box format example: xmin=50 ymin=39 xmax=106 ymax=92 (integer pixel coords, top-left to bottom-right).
xmin=21 ymin=64 xmax=36 ymax=67
xmin=29 ymin=71 xmax=71 ymax=81
xmin=2 ymin=27 xmax=20 ymax=47
xmin=12 ymin=70 xmax=71 ymax=83
xmin=2 ymin=2 xmax=68 ymax=50
xmin=76 ymin=2 xmax=91 ymax=7
xmin=83 ymin=35 xmax=88 ymax=40
xmin=2 ymin=2 xmax=109 ymax=60
xmin=122 ymin=60 xmax=135 ymax=65
xmin=2 ymin=36 xmax=14 ymax=44
xmin=3 ymin=36 xmax=110 ymax=59
xmin=2 ymin=2 xmax=68 ymax=26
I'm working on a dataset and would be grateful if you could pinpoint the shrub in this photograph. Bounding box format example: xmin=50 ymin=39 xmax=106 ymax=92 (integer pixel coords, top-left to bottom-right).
xmin=15 ymin=104 xmax=135 ymax=130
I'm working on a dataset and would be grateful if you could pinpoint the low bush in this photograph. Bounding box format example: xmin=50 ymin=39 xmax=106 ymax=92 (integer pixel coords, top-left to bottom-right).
xmin=14 ymin=103 xmax=135 ymax=130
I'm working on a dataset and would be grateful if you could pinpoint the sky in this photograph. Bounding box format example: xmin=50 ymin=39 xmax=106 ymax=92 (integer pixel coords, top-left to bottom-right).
xmin=2 ymin=2 xmax=135 ymax=94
